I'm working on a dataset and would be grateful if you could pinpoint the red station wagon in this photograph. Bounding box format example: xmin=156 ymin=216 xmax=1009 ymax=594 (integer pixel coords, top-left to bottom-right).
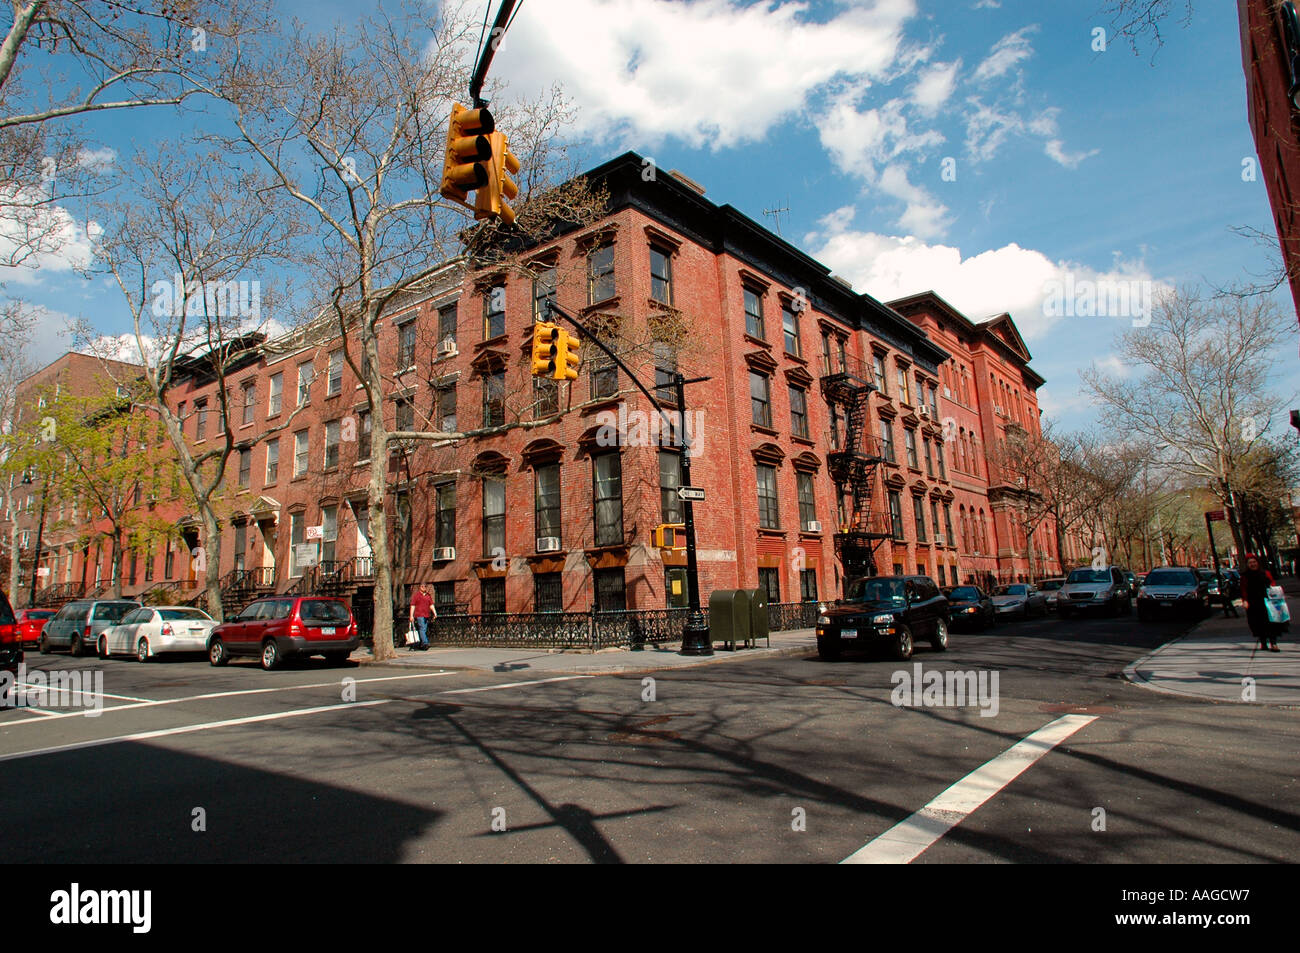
xmin=207 ymin=596 xmax=358 ymax=670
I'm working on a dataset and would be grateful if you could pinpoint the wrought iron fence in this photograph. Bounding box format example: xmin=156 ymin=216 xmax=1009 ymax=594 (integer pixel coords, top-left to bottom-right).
xmin=767 ymin=600 xmax=819 ymax=631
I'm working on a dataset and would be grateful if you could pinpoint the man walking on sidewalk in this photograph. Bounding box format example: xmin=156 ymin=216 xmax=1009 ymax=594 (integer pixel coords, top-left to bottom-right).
xmin=409 ymin=583 xmax=436 ymax=651
xmin=1218 ymin=568 xmax=1239 ymax=618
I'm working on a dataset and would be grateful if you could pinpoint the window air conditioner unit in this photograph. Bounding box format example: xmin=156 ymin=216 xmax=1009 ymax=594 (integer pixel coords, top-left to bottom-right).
xmin=438 ymin=339 xmax=457 ymax=357
xmin=433 ymin=547 xmax=456 ymax=562
xmin=537 ymin=536 xmax=562 ymax=553
xmin=804 ymin=521 xmax=822 ymax=533
xmin=919 ymin=405 xmax=931 ymax=418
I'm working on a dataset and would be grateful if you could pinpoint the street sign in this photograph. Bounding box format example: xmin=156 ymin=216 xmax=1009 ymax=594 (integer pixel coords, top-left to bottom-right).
xmin=305 ymin=525 xmax=323 ymax=540
xmin=294 ymin=543 xmax=319 ymax=567
xmin=35 ymin=567 xmax=50 ymax=578
xmin=1206 ymin=510 xmax=1225 ymax=522
xmin=677 ymin=486 xmax=706 ymax=502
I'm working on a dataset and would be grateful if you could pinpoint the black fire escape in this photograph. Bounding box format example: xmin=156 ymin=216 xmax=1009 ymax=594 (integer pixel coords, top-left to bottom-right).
xmin=820 ymin=354 xmax=890 ymax=580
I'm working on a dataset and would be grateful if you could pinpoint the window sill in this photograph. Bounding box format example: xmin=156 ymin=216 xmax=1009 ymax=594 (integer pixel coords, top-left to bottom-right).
xmin=477 ymin=335 xmax=509 ymax=349
xmin=757 ymin=527 xmax=786 ymax=538
xmin=750 ymin=423 xmax=778 ymax=437
xmin=743 ymin=333 xmax=770 ymax=349
xmin=791 ymin=434 xmax=815 ymax=447
xmin=783 ymin=351 xmax=807 ymax=365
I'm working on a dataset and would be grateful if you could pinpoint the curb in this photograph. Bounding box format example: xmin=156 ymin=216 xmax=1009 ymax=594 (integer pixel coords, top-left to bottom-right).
xmin=1122 ymin=615 xmax=1298 ymax=707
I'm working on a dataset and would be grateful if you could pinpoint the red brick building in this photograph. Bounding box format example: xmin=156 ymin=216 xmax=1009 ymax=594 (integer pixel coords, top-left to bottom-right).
xmin=8 ymin=153 xmax=1061 ymax=621
xmin=1239 ymin=0 xmax=1300 ymax=320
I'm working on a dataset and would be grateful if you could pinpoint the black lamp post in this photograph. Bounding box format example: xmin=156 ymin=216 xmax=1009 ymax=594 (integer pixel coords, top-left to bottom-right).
xmin=21 ymin=471 xmax=49 ymax=607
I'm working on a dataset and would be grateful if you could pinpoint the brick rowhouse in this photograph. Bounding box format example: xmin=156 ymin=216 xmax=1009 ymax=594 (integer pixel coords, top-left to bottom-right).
xmin=6 ymin=152 xmax=1063 ymax=622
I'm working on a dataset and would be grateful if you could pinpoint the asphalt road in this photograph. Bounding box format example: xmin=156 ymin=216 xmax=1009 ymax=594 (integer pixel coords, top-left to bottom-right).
xmin=3 ymin=608 xmax=1297 ymax=864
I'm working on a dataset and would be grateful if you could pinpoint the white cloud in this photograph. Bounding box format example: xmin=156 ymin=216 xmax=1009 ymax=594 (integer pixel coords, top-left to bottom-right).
xmin=878 ymin=163 xmax=950 ymax=238
xmin=0 ymin=192 xmax=102 ymax=284
xmin=803 ymin=208 xmax=1168 ymax=341
xmin=500 ymin=0 xmax=919 ymax=149
xmin=973 ymin=26 xmax=1037 ymax=83
xmin=910 ymin=60 xmax=960 ymax=114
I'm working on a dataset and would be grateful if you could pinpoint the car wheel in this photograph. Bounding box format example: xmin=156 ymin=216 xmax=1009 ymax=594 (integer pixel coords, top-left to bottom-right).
xmin=136 ymin=638 xmax=150 ymax=663
xmin=261 ymin=639 xmax=281 ymax=671
xmin=70 ymin=634 xmax=83 ymax=657
xmin=98 ymin=636 xmax=109 ymax=659
xmin=38 ymin=633 xmax=50 ymax=654
xmin=893 ymin=625 xmax=914 ymax=661
xmin=930 ymin=619 xmax=949 ymax=652
xmin=208 ymin=637 xmax=229 ymax=667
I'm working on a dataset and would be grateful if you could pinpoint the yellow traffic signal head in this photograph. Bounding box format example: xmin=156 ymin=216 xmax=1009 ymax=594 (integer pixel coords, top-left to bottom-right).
xmin=653 ymin=523 xmax=686 ymax=551
xmin=474 ymin=131 xmax=521 ymax=224
xmin=554 ymin=329 xmax=580 ymax=382
xmin=531 ymin=322 xmax=560 ymax=377
xmin=440 ymin=103 xmax=495 ymax=204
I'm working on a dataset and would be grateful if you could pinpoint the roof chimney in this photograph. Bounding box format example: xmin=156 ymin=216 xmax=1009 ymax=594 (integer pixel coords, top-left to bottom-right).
xmin=668 ymin=169 xmax=706 ymax=196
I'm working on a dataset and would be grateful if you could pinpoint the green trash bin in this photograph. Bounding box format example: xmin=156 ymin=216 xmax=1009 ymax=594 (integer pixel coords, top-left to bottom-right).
xmin=708 ymin=589 xmax=751 ymax=650
xmin=749 ymin=588 xmax=770 ymax=648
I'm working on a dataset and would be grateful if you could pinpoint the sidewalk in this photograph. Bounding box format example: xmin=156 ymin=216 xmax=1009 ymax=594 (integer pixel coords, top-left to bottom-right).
xmin=350 ymin=627 xmax=818 ymax=675
xmin=1124 ymin=577 xmax=1300 ymax=706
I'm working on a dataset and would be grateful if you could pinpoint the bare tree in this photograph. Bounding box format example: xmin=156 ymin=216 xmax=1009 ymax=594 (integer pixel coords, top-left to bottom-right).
xmin=1100 ymin=0 xmax=1195 ymax=56
xmin=80 ymin=144 xmax=306 ymax=622
xmin=1082 ymin=286 xmax=1297 ymax=557
xmin=209 ymin=3 xmax=610 ymax=658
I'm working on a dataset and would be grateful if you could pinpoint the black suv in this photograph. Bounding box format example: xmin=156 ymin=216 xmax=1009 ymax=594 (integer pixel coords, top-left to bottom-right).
xmin=816 ymin=575 xmax=950 ymax=661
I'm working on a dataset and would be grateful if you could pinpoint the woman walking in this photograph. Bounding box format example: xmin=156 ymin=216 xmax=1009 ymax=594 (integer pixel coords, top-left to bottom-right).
xmin=1240 ymin=554 xmax=1283 ymax=652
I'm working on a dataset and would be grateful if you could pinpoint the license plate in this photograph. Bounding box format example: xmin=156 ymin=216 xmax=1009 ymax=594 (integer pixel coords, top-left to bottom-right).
xmin=1159 ymin=602 xmax=1173 ymax=607
xmin=841 ymin=628 xmax=857 ymax=640
xmin=322 ymin=627 xmax=336 ymax=635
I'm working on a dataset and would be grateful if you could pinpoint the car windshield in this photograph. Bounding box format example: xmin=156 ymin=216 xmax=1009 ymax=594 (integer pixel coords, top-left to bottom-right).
xmin=1067 ymin=569 xmax=1110 ymax=584
xmin=1145 ymin=570 xmax=1196 ymax=586
xmin=300 ymin=600 xmax=350 ymax=623
xmin=846 ymin=578 xmax=907 ymax=605
xmin=997 ymin=585 xmax=1028 ymax=596
xmin=158 ymin=609 xmax=212 ymax=621
xmin=945 ymin=587 xmax=980 ymax=600
xmin=94 ymin=603 xmax=138 ymax=622
xmin=1038 ymin=580 xmax=1064 ymax=591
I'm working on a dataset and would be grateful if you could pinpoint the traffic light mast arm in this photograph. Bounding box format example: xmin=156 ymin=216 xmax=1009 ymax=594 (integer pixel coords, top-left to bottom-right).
xmin=542 ymin=301 xmax=708 ymax=438
xmin=468 ymin=0 xmax=521 ymax=107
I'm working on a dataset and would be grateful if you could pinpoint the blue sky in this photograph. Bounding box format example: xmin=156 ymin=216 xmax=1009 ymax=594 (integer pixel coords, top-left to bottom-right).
xmin=7 ymin=0 xmax=1296 ymax=433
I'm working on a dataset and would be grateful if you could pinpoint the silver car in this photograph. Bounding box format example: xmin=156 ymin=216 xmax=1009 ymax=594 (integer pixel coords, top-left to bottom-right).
xmin=99 ymin=606 xmax=218 ymax=662
xmin=1057 ymin=567 xmax=1133 ymax=617
xmin=1038 ymin=577 xmax=1066 ymax=611
xmin=992 ymin=584 xmax=1048 ymax=619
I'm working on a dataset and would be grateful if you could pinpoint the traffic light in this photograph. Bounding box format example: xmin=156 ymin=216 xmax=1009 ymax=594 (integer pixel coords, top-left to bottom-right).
xmin=439 ymin=103 xmax=495 ymax=206
xmin=474 ymin=130 xmax=520 ymax=224
xmin=653 ymin=524 xmax=685 ymax=551
xmin=531 ymin=322 xmax=560 ymax=377
xmin=554 ymin=329 xmax=580 ymax=382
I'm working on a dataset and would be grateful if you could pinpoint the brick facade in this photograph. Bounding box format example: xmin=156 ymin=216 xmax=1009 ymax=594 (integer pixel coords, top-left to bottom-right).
xmin=5 ymin=153 xmax=1062 ymax=618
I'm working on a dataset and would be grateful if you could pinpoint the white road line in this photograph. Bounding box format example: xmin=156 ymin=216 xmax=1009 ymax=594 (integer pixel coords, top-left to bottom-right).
xmin=440 ymin=675 xmax=593 ymax=695
xmin=0 ymin=700 xmax=391 ymax=762
xmin=0 ymin=671 xmax=455 ymax=727
xmin=18 ymin=682 xmax=153 ymax=703
xmin=842 ymin=714 xmax=1098 ymax=865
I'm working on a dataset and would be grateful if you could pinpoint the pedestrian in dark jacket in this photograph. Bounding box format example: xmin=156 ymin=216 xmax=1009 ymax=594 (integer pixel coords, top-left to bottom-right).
xmin=1240 ymin=554 xmax=1283 ymax=652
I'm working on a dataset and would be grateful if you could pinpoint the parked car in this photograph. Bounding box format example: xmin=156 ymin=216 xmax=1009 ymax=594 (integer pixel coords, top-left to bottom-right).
xmin=1057 ymin=567 xmax=1133 ymax=617
xmin=40 ymin=600 xmax=141 ymax=656
xmin=991 ymin=583 xmax=1048 ymax=619
xmin=1196 ymin=569 xmax=1226 ymax=606
xmin=15 ymin=608 xmax=54 ymax=649
xmin=1222 ymin=568 xmax=1242 ymax=602
xmin=0 ymin=590 xmax=21 ymax=678
xmin=99 ymin=606 xmax=218 ymax=662
xmin=815 ymin=575 xmax=949 ymax=661
xmin=1137 ymin=567 xmax=1211 ymax=621
xmin=1037 ymin=578 xmax=1066 ymax=611
xmin=1197 ymin=567 xmax=1240 ymax=605
xmin=207 ymin=596 xmax=359 ymax=670
xmin=943 ymin=585 xmax=995 ymax=629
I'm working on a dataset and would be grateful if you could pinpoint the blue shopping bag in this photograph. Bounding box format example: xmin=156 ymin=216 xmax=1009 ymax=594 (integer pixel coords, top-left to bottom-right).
xmin=1265 ymin=586 xmax=1290 ymax=623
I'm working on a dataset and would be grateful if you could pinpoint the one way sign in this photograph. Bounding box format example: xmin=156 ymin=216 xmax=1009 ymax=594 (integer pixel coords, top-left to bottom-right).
xmin=677 ymin=486 xmax=706 ymax=502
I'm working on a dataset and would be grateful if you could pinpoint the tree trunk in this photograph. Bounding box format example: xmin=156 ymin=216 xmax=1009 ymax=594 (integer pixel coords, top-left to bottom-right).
xmin=368 ymin=417 xmax=396 ymax=661
xmin=201 ymin=506 xmax=224 ymax=622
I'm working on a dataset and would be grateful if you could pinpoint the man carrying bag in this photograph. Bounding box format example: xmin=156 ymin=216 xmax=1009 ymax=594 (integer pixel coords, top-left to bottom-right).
xmin=408 ymin=583 xmax=436 ymax=651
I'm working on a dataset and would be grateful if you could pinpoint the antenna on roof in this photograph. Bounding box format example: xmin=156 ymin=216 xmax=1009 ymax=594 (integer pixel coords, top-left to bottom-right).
xmin=762 ymin=199 xmax=790 ymax=237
